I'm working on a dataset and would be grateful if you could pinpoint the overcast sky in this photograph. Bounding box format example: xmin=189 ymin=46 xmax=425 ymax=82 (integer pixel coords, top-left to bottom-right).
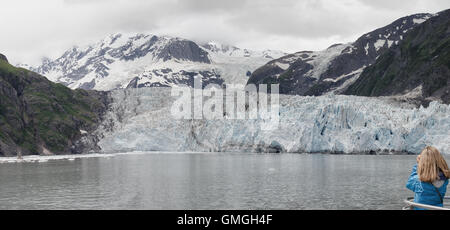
xmin=1 ymin=0 xmax=449 ymax=65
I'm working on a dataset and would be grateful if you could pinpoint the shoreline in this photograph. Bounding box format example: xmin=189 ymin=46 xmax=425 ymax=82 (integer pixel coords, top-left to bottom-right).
xmin=0 ymin=150 xmax=417 ymax=164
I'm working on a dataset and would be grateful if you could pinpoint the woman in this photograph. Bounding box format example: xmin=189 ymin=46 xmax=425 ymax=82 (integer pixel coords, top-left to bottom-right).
xmin=406 ymin=146 xmax=450 ymax=210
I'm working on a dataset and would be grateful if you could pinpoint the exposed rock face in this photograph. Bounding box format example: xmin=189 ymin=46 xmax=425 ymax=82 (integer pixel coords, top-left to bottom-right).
xmin=0 ymin=54 xmax=110 ymax=157
xmin=247 ymin=13 xmax=434 ymax=95
xmin=0 ymin=54 xmax=8 ymax=63
xmin=345 ymin=9 xmax=450 ymax=105
xmin=157 ymin=40 xmax=211 ymax=63
xmin=125 ymin=69 xmax=224 ymax=89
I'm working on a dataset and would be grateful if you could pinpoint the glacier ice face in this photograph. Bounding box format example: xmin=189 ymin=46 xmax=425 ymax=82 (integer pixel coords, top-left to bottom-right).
xmin=96 ymin=88 xmax=450 ymax=154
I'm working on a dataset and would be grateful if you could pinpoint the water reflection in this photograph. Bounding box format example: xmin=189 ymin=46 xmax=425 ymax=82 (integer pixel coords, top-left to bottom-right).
xmin=0 ymin=153 xmax=439 ymax=210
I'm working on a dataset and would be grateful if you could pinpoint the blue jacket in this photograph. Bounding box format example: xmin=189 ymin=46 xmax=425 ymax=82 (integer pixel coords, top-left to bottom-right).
xmin=406 ymin=164 xmax=448 ymax=210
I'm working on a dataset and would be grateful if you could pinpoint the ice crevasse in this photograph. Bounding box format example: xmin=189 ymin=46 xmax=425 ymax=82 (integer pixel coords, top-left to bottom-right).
xmin=95 ymin=88 xmax=450 ymax=154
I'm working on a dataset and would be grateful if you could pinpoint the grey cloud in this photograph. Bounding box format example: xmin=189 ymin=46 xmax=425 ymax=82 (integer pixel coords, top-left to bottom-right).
xmin=0 ymin=0 xmax=449 ymax=65
xmin=356 ymin=0 xmax=450 ymax=11
xmin=175 ymin=0 xmax=248 ymax=13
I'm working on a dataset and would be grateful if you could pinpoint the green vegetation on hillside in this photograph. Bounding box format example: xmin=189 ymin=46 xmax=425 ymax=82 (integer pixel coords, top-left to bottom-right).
xmin=0 ymin=57 xmax=108 ymax=156
xmin=345 ymin=10 xmax=450 ymax=104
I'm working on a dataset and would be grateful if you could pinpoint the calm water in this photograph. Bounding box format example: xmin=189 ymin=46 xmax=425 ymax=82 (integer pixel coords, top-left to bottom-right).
xmin=0 ymin=153 xmax=436 ymax=210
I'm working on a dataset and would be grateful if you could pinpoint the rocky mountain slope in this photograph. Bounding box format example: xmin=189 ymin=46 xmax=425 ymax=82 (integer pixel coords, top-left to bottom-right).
xmin=247 ymin=13 xmax=435 ymax=95
xmin=0 ymin=54 xmax=109 ymax=157
xmin=27 ymin=34 xmax=285 ymax=91
xmin=344 ymin=9 xmax=450 ymax=105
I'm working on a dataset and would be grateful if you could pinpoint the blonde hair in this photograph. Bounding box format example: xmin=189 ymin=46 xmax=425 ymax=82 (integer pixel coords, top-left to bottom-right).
xmin=418 ymin=146 xmax=450 ymax=182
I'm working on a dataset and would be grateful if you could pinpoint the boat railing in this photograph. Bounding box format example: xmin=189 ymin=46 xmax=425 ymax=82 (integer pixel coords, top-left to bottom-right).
xmin=403 ymin=197 xmax=450 ymax=210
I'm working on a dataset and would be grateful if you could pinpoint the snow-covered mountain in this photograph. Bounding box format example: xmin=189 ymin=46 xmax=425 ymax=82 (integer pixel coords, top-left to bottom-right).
xmin=28 ymin=33 xmax=286 ymax=91
xmin=247 ymin=13 xmax=436 ymax=96
xmin=91 ymin=88 xmax=450 ymax=155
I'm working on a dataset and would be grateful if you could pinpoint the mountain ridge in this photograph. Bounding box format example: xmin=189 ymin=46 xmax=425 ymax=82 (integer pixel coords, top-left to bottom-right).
xmin=25 ymin=34 xmax=286 ymax=91
xmin=246 ymin=13 xmax=436 ymax=96
xmin=344 ymin=9 xmax=450 ymax=105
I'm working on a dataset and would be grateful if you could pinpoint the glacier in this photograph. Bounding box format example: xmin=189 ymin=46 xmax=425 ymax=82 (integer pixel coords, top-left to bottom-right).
xmin=95 ymin=88 xmax=450 ymax=155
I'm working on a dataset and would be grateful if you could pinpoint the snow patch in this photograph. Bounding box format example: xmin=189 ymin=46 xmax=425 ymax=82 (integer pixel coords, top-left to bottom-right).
xmin=274 ymin=62 xmax=290 ymax=70
xmin=413 ymin=18 xmax=426 ymax=24
xmin=387 ymin=40 xmax=394 ymax=48
xmin=374 ymin=40 xmax=386 ymax=51
xmin=323 ymin=67 xmax=365 ymax=83
xmin=304 ymin=44 xmax=349 ymax=80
